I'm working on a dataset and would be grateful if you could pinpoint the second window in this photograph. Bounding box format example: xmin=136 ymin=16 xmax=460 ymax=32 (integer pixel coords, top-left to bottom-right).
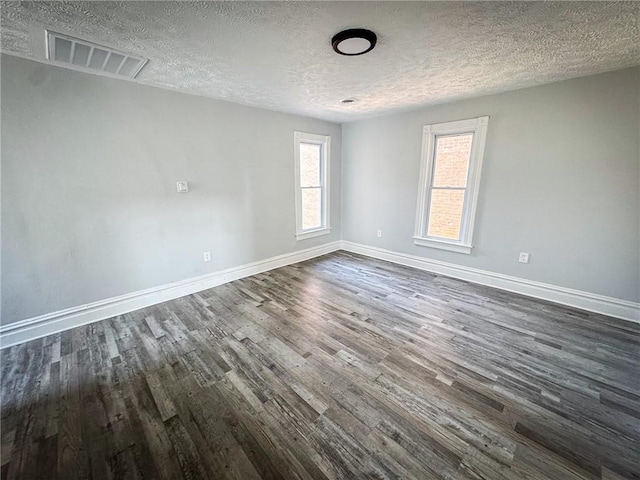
xmin=294 ymin=131 xmax=331 ymax=240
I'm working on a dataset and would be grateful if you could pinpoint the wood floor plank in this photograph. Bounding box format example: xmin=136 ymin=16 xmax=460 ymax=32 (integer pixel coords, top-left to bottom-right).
xmin=1 ymin=251 xmax=639 ymax=479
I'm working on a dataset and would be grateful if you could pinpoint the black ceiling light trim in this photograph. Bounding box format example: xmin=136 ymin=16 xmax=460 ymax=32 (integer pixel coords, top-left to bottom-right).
xmin=331 ymin=28 xmax=377 ymax=56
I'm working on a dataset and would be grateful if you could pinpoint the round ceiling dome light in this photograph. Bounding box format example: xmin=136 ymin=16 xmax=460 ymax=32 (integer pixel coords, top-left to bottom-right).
xmin=332 ymin=28 xmax=377 ymax=56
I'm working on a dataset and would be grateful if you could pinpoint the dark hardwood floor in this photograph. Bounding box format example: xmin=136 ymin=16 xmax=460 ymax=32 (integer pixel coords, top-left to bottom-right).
xmin=1 ymin=251 xmax=639 ymax=479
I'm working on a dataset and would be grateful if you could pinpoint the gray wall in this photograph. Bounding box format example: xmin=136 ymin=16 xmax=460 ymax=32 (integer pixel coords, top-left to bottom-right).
xmin=3 ymin=55 xmax=638 ymax=326
xmin=1 ymin=54 xmax=342 ymax=325
xmin=342 ymin=67 xmax=640 ymax=302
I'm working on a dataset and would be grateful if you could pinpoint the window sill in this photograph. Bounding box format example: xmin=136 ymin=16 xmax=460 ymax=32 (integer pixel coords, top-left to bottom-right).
xmin=413 ymin=236 xmax=472 ymax=254
xmin=296 ymin=228 xmax=331 ymax=241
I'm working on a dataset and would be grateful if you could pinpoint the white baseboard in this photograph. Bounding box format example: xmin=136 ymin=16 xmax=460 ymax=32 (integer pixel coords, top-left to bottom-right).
xmin=0 ymin=241 xmax=341 ymax=349
xmin=3 ymin=239 xmax=637 ymax=349
xmin=340 ymin=241 xmax=640 ymax=324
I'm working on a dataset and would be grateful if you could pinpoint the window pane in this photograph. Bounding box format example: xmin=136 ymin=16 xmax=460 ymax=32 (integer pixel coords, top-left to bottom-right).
xmin=301 ymin=187 xmax=322 ymax=230
xmin=427 ymin=189 xmax=465 ymax=240
xmin=300 ymin=143 xmax=321 ymax=187
xmin=432 ymin=134 xmax=473 ymax=188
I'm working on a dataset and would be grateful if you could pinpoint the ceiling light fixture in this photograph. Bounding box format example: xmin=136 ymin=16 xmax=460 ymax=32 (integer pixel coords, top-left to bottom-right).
xmin=341 ymin=98 xmax=357 ymax=104
xmin=332 ymin=28 xmax=377 ymax=56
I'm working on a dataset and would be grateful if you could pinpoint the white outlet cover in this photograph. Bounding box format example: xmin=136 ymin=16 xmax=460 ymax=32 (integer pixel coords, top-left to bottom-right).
xmin=518 ymin=252 xmax=530 ymax=263
xmin=176 ymin=181 xmax=189 ymax=193
xmin=203 ymin=251 xmax=211 ymax=262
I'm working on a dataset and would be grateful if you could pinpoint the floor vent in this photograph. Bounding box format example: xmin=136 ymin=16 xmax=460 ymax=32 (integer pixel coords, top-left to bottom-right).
xmin=46 ymin=30 xmax=147 ymax=79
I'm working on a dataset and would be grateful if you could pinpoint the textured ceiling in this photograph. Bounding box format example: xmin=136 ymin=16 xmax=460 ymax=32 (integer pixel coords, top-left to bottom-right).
xmin=2 ymin=1 xmax=639 ymax=122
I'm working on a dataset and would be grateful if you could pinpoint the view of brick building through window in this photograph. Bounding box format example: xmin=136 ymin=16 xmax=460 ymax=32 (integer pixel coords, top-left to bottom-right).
xmin=299 ymin=143 xmax=322 ymax=230
xmin=427 ymin=133 xmax=473 ymax=240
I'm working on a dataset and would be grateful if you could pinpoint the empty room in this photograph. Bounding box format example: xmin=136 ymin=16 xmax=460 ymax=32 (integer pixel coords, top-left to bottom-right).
xmin=1 ymin=1 xmax=639 ymax=479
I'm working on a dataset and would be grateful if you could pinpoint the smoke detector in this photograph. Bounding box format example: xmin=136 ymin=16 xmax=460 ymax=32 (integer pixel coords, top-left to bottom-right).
xmin=46 ymin=30 xmax=147 ymax=79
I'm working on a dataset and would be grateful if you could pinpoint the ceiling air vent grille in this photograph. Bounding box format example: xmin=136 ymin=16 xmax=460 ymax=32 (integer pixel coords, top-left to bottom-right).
xmin=46 ymin=30 xmax=147 ymax=79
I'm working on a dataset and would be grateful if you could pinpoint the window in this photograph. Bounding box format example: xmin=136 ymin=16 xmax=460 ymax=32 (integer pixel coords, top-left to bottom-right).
xmin=414 ymin=116 xmax=489 ymax=254
xmin=294 ymin=131 xmax=331 ymax=240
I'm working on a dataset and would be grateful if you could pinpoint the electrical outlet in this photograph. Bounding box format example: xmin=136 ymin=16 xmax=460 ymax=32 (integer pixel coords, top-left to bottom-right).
xmin=377 ymin=229 xmax=382 ymax=238
xmin=518 ymin=252 xmax=530 ymax=264
xmin=203 ymin=251 xmax=211 ymax=262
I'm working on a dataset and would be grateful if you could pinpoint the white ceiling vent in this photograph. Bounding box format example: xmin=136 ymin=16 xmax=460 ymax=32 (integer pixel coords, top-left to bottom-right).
xmin=46 ymin=30 xmax=147 ymax=79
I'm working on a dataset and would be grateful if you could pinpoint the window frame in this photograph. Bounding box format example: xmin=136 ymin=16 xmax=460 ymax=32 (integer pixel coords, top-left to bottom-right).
xmin=414 ymin=116 xmax=489 ymax=254
xmin=294 ymin=131 xmax=331 ymax=240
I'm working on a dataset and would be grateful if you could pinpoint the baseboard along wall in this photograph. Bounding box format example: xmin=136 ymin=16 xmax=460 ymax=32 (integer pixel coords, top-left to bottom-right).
xmin=0 ymin=241 xmax=341 ymax=349
xmin=1 ymin=239 xmax=637 ymax=348
xmin=340 ymin=241 xmax=640 ymax=324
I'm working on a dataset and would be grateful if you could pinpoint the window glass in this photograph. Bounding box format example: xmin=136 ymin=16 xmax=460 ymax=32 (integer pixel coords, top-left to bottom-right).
xmin=427 ymin=189 xmax=465 ymax=240
xmin=300 ymin=143 xmax=321 ymax=187
xmin=432 ymin=134 xmax=473 ymax=188
xmin=302 ymin=188 xmax=322 ymax=230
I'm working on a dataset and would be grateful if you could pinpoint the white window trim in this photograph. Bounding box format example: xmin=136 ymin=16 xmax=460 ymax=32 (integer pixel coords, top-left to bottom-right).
xmin=414 ymin=116 xmax=489 ymax=254
xmin=294 ymin=131 xmax=331 ymax=241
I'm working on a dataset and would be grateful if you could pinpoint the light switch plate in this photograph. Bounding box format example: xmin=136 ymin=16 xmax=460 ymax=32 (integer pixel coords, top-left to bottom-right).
xmin=176 ymin=181 xmax=189 ymax=193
